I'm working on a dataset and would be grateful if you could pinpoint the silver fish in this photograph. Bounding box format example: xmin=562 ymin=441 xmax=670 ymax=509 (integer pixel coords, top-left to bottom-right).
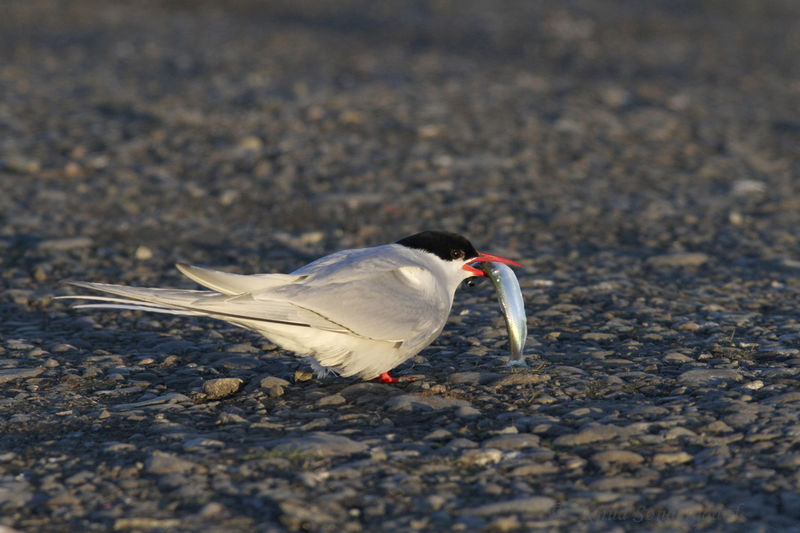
xmin=482 ymin=262 xmax=527 ymax=365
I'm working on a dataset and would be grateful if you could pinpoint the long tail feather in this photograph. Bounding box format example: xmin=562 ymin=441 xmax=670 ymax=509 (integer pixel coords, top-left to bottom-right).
xmin=57 ymin=281 xmax=350 ymax=333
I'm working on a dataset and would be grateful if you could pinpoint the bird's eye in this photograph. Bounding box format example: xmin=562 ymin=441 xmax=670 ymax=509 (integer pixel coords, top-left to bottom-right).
xmin=450 ymin=248 xmax=464 ymax=260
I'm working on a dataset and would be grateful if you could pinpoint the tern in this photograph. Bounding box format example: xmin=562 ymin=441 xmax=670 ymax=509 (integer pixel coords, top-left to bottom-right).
xmin=59 ymin=231 xmax=521 ymax=383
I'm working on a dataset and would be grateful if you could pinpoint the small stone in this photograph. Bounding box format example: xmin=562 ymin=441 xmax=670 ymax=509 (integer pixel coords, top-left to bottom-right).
xmin=509 ymin=462 xmax=559 ymax=476
xmin=583 ymin=332 xmax=616 ymax=342
xmin=294 ymin=370 xmax=314 ymax=382
xmin=589 ymin=476 xmax=651 ymax=490
xmin=202 ymin=377 xmax=243 ymax=399
xmin=103 ymin=442 xmax=135 ymax=452
xmin=482 ymin=434 xmax=540 ymax=450
xmin=485 ymin=516 xmax=521 ymax=532
xmin=491 ymin=373 xmax=549 ymax=387
xmin=742 ymin=380 xmax=764 ymax=390
xmin=776 ymin=454 xmax=800 ymax=469
xmin=705 ymin=420 xmax=733 ymax=434
xmin=385 ymin=394 xmax=476 ymax=414
xmin=0 ymin=479 xmax=34 ymax=509
xmin=237 ymin=135 xmax=263 ymax=152
xmin=134 ymin=245 xmax=153 ymax=260
xmin=591 ymin=450 xmax=645 ymax=467
xmin=553 ymin=424 xmax=631 ymax=446
xmin=466 ymin=496 xmax=556 ymax=516
xmin=183 ymin=437 xmax=225 ymax=450
xmin=653 ymin=451 xmax=693 ymax=464
xmin=424 ymin=429 xmax=452 ymax=441
xmin=199 ymin=502 xmax=226 ymax=519
xmin=459 ymin=449 xmax=503 ymax=466
xmin=114 ymin=518 xmax=182 ymax=530
xmin=447 ymin=371 xmax=501 ymax=385
xmin=269 ymin=432 xmax=368 ymax=457
xmin=217 ymin=412 xmax=248 ymax=424
xmin=663 ymin=351 xmax=694 ymax=364
xmin=37 ymin=237 xmax=93 ymax=252
xmin=145 ymin=451 xmax=197 ymax=474
xmin=315 ymin=394 xmax=346 ymax=407
xmin=647 ymin=252 xmax=709 ymax=268
xmin=0 ymin=368 xmax=43 ymax=384
xmin=113 ymin=392 xmax=190 ymax=410
xmin=260 ymin=376 xmax=290 ymax=388
xmin=678 ymin=369 xmax=742 ymax=386
xmin=228 ymin=343 xmax=259 ymax=354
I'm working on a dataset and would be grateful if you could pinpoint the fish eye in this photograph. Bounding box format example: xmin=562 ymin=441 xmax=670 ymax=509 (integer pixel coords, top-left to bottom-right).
xmin=451 ymin=248 xmax=465 ymax=260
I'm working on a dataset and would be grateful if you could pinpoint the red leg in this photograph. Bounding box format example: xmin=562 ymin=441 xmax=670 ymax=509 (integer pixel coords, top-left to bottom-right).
xmin=377 ymin=372 xmax=399 ymax=384
xmin=376 ymin=372 xmax=415 ymax=383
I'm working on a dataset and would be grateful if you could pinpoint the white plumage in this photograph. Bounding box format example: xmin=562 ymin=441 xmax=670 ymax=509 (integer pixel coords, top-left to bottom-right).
xmin=59 ymin=231 xmax=520 ymax=381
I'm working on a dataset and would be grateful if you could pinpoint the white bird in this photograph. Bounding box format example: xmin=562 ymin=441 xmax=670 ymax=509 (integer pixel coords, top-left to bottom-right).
xmin=59 ymin=231 xmax=521 ymax=382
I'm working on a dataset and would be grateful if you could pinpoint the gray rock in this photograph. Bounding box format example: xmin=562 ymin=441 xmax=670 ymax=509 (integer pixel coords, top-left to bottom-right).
xmin=652 ymin=451 xmax=693 ymax=464
xmin=466 ymin=496 xmax=556 ymax=516
xmin=260 ymin=376 xmax=290 ymax=389
xmin=37 ymin=237 xmax=93 ymax=251
xmin=339 ymin=382 xmax=399 ymax=400
xmin=490 ymin=372 xmax=550 ymax=387
xmin=678 ymin=368 xmax=742 ymax=386
xmin=269 ymin=432 xmax=368 ymax=457
xmin=0 ymin=479 xmax=34 ymax=509
xmin=202 ymin=377 xmax=243 ymax=399
xmin=315 ymin=393 xmax=346 ymax=407
xmin=482 ymin=433 xmax=540 ymax=450
xmin=447 ymin=371 xmax=501 ymax=385
xmin=146 ymin=451 xmax=197 ymax=475
xmin=385 ymin=394 xmax=477 ymax=416
xmin=591 ymin=450 xmax=645 ymax=467
xmin=647 ymin=252 xmax=709 ymax=268
xmin=553 ymin=424 xmax=633 ymax=446
xmin=112 ymin=392 xmax=190 ymax=410
xmin=0 ymin=368 xmax=43 ymax=384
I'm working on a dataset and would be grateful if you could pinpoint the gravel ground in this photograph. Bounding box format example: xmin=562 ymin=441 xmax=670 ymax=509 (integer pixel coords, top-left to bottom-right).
xmin=2 ymin=1 xmax=800 ymax=531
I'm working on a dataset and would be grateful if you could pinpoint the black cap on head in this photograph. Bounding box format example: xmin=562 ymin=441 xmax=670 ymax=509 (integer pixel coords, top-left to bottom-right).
xmin=396 ymin=231 xmax=479 ymax=262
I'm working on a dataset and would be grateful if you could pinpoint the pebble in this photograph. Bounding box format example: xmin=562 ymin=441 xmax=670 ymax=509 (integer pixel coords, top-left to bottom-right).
xmin=146 ymin=451 xmax=198 ymax=474
xmin=458 ymin=449 xmax=503 ymax=466
xmin=466 ymin=496 xmax=556 ymax=516
xmin=269 ymin=432 xmax=368 ymax=457
xmin=0 ymin=368 xmax=43 ymax=383
xmin=678 ymin=369 xmax=742 ymax=386
xmin=482 ymin=433 xmax=541 ymax=450
xmin=202 ymin=378 xmax=243 ymax=399
xmin=646 ymin=252 xmax=710 ymax=268
xmin=652 ymin=452 xmax=693 ymax=465
xmin=591 ymin=450 xmax=645 ymax=467
xmin=315 ymin=393 xmax=346 ymax=407
xmin=0 ymin=479 xmax=34 ymax=509
xmin=385 ymin=394 xmax=479 ymax=417
xmin=553 ymin=424 xmax=633 ymax=446
xmin=37 ymin=237 xmax=93 ymax=252
xmin=447 ymin=371 xmax=501 ymax=385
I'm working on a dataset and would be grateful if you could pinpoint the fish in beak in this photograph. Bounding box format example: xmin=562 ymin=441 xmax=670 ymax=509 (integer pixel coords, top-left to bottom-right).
xmin=475 ymin=259 xmax=528 ymax=366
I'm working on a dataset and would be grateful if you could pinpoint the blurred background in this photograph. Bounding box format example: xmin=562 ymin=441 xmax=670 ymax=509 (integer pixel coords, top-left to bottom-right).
xmin=1 ymin=0 xmax=799 ymax=284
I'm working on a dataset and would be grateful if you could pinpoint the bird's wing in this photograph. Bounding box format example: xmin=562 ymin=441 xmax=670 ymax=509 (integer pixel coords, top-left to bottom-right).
xmin=176 ymin=263 xmax=301 ymax=295
xmin=266 ymin=264 xmax=448 ymax=344
xmin=62 ymin=282 xmax=350 ymax=333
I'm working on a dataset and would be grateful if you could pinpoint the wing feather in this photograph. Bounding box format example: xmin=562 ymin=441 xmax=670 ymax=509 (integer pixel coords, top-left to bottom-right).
xmin=176 ymin=264 xmax=300 ymax=295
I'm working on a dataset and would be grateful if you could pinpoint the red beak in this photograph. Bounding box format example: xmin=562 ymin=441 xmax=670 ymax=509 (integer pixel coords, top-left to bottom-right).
xmin=462 ymin=252 xmax=522 ymax=277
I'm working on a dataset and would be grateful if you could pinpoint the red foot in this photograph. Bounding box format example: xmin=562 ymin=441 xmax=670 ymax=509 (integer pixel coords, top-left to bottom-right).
xmin=377 ymin=372 xmax=415 ymax=384
xmin=377 ymin=372 xmax=399 ymax=384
